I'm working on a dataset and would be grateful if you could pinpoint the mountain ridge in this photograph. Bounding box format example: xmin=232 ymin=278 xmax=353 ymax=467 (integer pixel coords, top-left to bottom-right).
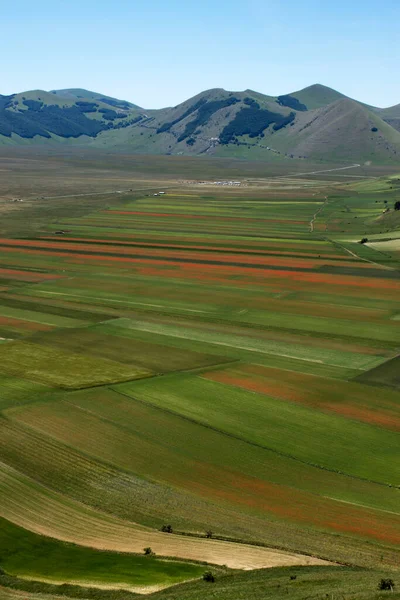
xmin=1 ymin=84 xmax=399 ymax=163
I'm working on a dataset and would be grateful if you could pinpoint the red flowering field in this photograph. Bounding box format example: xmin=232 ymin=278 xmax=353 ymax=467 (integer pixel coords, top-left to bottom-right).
xmin=0 ymin=176 xmax=399 ymax=573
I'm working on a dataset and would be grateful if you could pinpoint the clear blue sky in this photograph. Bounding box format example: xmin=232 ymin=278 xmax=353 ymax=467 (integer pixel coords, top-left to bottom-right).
xmin=2 ymin=0 xmax=399 ymax=109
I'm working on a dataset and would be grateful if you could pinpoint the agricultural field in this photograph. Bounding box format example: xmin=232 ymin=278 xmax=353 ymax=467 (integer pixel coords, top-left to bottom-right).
xmin=0 ymin=151 xmax=399 ymax=597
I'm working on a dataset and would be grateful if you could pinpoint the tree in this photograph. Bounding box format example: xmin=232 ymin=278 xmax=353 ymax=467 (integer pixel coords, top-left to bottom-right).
xmin=378 ymin=578 xmax=395 ymax=591
xmin=161 ymin=524 xmax=173 ymax=533
xmin=394 ymin=200 xmax=400 ymax=211
xmin=203 ymin=571 xmax=215 ymax=582
xmin=143 ymin=547 xmax=154 ymax=556
xmin=360 ymin=238 xmax=368 ymax=244
xmin=205 ymin=530 xmax=213 ymax=539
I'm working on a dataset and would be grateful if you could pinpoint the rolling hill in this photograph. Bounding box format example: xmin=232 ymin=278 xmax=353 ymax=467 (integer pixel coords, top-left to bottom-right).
xmin=1 ymin=84 xmax=400 ymax=163
xmin=0 ymin=89 xmax=144 ymax=143
xmin=289 ymin=83 xmax=347 ymax=110
xmin=50 ymin=88 xmax=140 ymax=109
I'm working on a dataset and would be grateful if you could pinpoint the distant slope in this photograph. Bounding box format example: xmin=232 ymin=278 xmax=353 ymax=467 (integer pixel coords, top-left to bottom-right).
xmin=377 ymin=104 xmax=400 ymax=132
xmin=92 ymin=87 xmax=299 ymax=156
xmin=0 ymin=89 xmax=144 ymax=144
xmin=268 ymin=98 xmax=400 ymax=162
xmin=51 ymin=88 xmax=140 ymax=109
xmin=94 ymin=89 xmax=400 ymax=164
xmin=0 ymin=84 xmax=399 ymax=163
xmin=289 ymin=84 xmax=347 ymax=110
xmin=380 ymin=103 xmax=400 ymax=119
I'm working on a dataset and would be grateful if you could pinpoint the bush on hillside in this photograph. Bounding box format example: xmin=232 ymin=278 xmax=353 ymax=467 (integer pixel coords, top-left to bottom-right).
xmin=99 ymin=97 xmax=131 ymax=109
xmin=75 ymin=101 xmax=99 ymax=113
xmin=394 ymin=200 xmax=400 ymax=210
xmin=277 ymin=95 xmax=307 ymax=111
xmin=203 ymin=571 xmax=215 ymax=582
xmin=160 ymin=524 xmax=173 ymax=533
xmin=273 ymin=112 xmax=295 ymax=131
xmin=98 ymin=108 xmax=127 ymax=121
xmin=359 ymin=238 xmax=369 ymax=244
xmin=244 ymin=97 xmax=260 ymax=109
xmin=22 ymin=99 xmax=44 ymax=111
xmin=378 ymin=578 xmax=395 ymax=591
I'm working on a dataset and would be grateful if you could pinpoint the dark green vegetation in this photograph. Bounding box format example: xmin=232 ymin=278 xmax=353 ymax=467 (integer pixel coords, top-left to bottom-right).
xmin=152 ymin=567 xmax=400 ymax=600
xmin=0 ymin=90 xmax=142 ymax=140
xmin=219 ymin=107 xmax=295 ymax=144
xmin=51 ymin=88 xmax=139 ymax=109
xmin=277 ymin=94 xmax=307 ymax=111
xmin=1 ymin=566 xmax=400 ymax=600
xmin=0 ymin=152 xmax=399 ymax=598
xmin=1 ymin=84 xmax=400 ymax=163
xmin=0 ymin=519 xmax=206 ymax=589
xmin=357 ymin=355 xmax=400 ymax=388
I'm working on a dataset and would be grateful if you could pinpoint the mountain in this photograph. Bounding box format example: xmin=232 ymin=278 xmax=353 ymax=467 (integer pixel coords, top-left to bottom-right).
xmin=1 ymin=84 xmax=399 ymax=164
xmin=376 ymin=104 xmax=400 ymax=132
xmin=268 ymin=97 xmax=400 ymax=162
xmin=0 ymin=89 xmax=144 ymax=143
xmin=51 ymin=88 xmax=140 ymax=110
xmin=92 ymin=87 xmax=400 ymax=163
xmin=289 ymin=83 xmax=346 ymax=110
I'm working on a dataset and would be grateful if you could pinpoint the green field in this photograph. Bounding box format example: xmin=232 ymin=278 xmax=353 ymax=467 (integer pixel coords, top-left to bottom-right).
xmin=0 ymin=519 xmax=207 ymax=590
xmin=0 ymin=151 xmax=399 ymax=597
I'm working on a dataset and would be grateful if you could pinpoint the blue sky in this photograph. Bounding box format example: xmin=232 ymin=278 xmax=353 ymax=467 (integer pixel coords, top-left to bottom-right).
xmin=2 ymin=0 xmax=399 ymax=108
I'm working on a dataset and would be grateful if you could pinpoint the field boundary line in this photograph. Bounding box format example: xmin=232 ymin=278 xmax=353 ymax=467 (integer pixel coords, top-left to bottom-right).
xmin=110 ymin=388 xmax=397 ymax=490
xmin=310 ymin=196 xmax=329 ymax=232
xmin=329 ymin=239 xmax=398 ymax=272
xmin=5 ymin=185 xmax=180 ymax=203
xmin=272 ymin=164 xmax=364 ymax=179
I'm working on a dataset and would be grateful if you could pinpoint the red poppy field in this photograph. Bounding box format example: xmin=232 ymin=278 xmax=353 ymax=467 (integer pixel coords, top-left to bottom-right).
xmin=0 ymin=169 xmax=399 ymax=578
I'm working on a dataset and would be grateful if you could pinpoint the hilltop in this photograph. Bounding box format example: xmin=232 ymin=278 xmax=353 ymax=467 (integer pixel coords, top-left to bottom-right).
xmin=1 ymin=83 xmax=399 ymax=163
xmin=50 ymin=88 xmax=140 ymax=109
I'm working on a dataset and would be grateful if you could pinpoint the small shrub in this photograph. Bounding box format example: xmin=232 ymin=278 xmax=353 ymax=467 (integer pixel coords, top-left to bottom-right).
xmin=161 ymin=524 xmax=173 ymax=533
xmin=205 ymin=530 xmax=213 ymax=538
xmin=277 ymin=95 xmax=307 ymax=111
xmin=143 ymin=547 xmax=153 ymax=555
xmin=394 ymin=200 xmax=400 ymax=211
xmin=290 ymin=575 xmax=297 ymax=580
xmin=371 ymin=127 xmax=378 ymax=132
xmin=360 ymin=237 xmax=368 ymax=244
xmin=378 ymin=578 xmax=395 ymax=591
xmin=244 ymin=97 xmax=260 ymax=109
xmin=203 ymin=571 xmax=215 ymax=582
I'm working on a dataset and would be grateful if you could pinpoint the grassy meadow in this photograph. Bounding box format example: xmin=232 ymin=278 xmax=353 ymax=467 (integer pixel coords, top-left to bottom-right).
xmin=0 ymin=151 xmax=399 ymax=597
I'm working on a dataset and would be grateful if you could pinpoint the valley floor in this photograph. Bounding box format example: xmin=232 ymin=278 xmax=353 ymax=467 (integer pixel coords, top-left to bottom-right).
xmin=0 ymin=151 xmax=399 ymax=598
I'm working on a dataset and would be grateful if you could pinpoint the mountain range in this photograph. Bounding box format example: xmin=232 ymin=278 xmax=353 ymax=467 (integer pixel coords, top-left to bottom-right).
xmin=1 ymin=84 xmax=400 ymax=163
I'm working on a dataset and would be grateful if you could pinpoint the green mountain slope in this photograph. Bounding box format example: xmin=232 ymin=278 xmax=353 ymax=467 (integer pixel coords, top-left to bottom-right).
xmin=289 ymin=84 xmax=346 ymax=110
xmin=0 ymin=89 xmax=144 ymax=144
xmin=93 ymin=90 xmax=400 ymax=163
xmin=268 ymin=98 xmax=400 ymax=162
xmin=51 ymin=88 xmax=140 ymax=109
xmin=377 ymin=104 xmax=400 ymax=132
xmin=1 ymin=85 xmax=399 ymax=163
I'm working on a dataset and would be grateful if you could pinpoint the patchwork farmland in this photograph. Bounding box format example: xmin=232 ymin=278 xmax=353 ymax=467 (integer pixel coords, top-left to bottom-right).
xmin=0 ymin=153 xmax=399 ymax=596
